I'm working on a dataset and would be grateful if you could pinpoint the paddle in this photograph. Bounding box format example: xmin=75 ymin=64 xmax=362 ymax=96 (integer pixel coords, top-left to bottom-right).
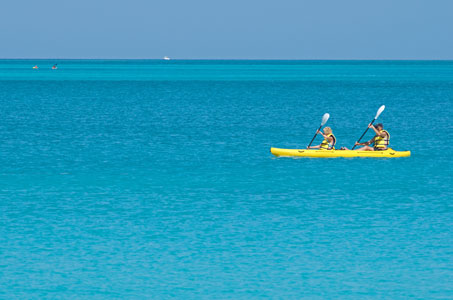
xmin=307 ymin=113 xmax=330 ymax=148
xmin=352 ymin=105 xmax=385 ymax=149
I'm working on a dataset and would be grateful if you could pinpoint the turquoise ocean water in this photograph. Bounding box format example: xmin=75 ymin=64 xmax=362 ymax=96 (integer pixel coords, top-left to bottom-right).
xmin=0 ymin=60 xmax=452 ymax=299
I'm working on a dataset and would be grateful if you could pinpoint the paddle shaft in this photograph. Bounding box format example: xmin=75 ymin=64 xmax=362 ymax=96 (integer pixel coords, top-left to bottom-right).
xmin=307 ymin=125 xmax=323 ymax=148
xmin=352 ymin=118 xmax=376 ymax=149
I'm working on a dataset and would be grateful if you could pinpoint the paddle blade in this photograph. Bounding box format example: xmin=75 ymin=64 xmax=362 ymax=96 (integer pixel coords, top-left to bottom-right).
xmin=375 ymin=105 xmax=385 ymax=119
xmin=321 ymin=113 xmax=330 ymax=126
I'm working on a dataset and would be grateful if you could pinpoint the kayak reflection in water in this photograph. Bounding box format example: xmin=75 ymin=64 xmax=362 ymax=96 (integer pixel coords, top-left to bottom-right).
xmin=342 ymin=123 xmax=390 ymax=151
xmin=307 ymin=127 xmax=336 ymax=150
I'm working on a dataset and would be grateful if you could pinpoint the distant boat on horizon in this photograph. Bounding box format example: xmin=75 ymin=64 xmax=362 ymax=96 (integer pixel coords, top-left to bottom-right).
xmin=163 ymin=56 xmax=171 ymax=61
xmin=32 ymin=65 xmax=38 ymax=69
xmin=52 ymin=64 xmax=58 ymax=70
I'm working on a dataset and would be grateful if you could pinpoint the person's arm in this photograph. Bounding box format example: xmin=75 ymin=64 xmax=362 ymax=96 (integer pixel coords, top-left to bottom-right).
xmin=369 ymin=124 xmax=378 ymax=134
xmin=355 ymin=137 xmax=375 ymax=146
xmin=369 ymin=124 xmax=386 ymax=137
xmin=308 ymin=131 xmax=331 ymax=148
xmin=325 ymin=135 xmax=333 ymax=143
xmin=317 ymin=131 xmax=333 ymax=142
xmin=378 ymin=131 xmax=387 ymax=138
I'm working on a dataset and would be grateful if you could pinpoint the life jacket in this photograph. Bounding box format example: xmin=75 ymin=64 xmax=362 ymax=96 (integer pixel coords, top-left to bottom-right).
xmin=320 ymin=133 xmax=336 ymax=150
xmin=374 ymin=130 xmax=390 ymax=149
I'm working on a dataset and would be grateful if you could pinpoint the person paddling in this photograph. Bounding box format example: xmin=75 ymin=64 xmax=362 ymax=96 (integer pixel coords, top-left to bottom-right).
xmin=307 ymin=127 xmax=336 ymax=150
xmin=352 ymin=123 xmax=390 ymax=151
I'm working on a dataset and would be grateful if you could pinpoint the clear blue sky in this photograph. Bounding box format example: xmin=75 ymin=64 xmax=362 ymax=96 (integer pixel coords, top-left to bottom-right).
xmin=1 ymin=0 xmax=452 ymax=59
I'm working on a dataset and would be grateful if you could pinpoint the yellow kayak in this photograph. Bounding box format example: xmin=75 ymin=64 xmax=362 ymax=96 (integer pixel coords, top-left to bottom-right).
xmin=270 ymin=147 xmax=411 ymax=158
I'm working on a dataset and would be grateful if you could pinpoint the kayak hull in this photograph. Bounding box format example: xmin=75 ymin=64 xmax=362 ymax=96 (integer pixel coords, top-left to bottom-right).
xmin=270 ymin=147 xmax=411 ymax=158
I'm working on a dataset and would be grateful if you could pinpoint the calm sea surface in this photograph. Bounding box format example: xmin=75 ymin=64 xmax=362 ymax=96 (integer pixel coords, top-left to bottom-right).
xmin=0 ymin=60 xmax=452 ymax=299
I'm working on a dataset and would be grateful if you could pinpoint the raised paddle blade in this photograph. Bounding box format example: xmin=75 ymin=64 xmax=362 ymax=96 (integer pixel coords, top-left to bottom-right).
xmin=307 ymin=113 xmax=330 ymax=148
xmin=375 ymin=105 xmax=385 ymax=119
xmin=321 ymin=113 xmax=330 ymax=126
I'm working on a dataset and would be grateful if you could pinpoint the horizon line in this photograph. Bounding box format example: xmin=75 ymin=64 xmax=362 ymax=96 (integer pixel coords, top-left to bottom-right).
xmin=1 ymin=58 xmax=453 ymax=61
